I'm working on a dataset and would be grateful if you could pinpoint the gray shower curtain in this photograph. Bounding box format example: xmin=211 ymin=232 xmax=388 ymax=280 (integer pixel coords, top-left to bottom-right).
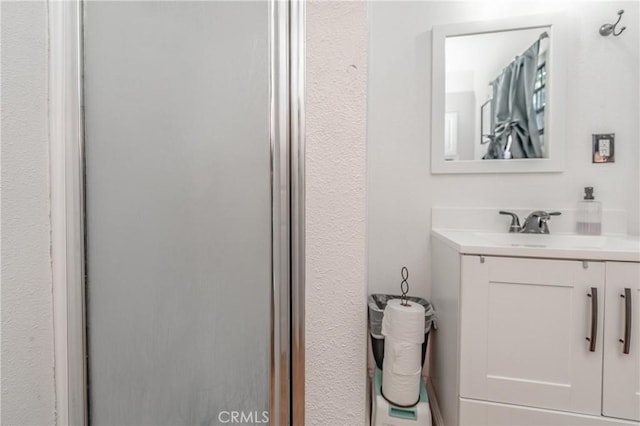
xmin=484 ymin=40 xmax=542 ymax=159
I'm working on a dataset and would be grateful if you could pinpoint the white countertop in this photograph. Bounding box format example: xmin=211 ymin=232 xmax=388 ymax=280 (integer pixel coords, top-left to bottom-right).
xmin=432 ymin=229 xmax=640 ymax=262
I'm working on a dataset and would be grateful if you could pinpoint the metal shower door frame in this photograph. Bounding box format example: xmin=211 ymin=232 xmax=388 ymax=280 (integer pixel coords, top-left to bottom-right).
xmin=49 ymin=1 xmax=305 ymax=424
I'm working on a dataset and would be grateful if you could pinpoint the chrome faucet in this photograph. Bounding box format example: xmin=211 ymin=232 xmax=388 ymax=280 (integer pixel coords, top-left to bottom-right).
xmin=499 ymin=210 xmax=561 ymax=234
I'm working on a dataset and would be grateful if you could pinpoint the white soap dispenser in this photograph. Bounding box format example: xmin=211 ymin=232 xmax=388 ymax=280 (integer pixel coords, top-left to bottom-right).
xmin=576 ymin=187 xmax=602 ymax=235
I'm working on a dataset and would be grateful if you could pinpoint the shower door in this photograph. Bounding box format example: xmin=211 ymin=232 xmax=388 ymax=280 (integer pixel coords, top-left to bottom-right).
xmin=82 ymin=2 xmax=292 ymax=424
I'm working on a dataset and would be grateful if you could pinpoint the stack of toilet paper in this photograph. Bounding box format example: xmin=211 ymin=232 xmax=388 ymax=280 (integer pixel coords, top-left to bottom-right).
xmin=381 ymin=298 xmax=425 ymax=407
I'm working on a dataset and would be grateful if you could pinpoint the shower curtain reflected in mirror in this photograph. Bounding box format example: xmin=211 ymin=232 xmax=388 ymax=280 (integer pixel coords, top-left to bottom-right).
xmin=484 ymin=40 xmax=544 ymax=160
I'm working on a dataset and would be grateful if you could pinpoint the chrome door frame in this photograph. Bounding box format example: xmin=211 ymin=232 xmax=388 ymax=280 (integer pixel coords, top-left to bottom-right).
xmin=50 ymin=1 xmax=305 ymax=424
xmin=49 ymin=1 xmax=87 ymax=424
xmin=289 ymin=1 xmax=306 ymax=424
xmin=270 ymin=0 xmax=305 ymax=424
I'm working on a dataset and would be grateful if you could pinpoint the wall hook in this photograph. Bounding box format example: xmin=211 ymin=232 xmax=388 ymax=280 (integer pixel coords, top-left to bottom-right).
xmin=600 ymin=9 xmax=627 ymax=37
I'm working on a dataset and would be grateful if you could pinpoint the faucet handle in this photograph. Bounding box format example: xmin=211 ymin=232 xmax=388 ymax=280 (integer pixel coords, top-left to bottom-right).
xmin=536 ymin=211 xmax=562 ymax=221
xmin=539 ymin=211 xmax=561 ymax=228
xmin=499 ymin=211 xmax=522 ymax=233
xmin=524 ymin=210 xmax=561 ymax=234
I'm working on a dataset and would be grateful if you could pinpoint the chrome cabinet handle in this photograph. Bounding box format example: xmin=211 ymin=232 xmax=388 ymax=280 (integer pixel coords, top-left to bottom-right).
xmin=586 ymin=287 xmax=598 ymax=352
xmin=620 ymin=288 xmax=632 ymax=355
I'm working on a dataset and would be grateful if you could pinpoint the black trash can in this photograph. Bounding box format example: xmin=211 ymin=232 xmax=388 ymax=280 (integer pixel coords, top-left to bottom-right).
xmin=367 ymin=294 xmax=436 ymax=370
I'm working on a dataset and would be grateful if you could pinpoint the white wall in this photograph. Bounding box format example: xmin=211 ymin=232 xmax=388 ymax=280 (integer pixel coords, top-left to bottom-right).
xmin=1 ymin=2 xmax=56 ymax=425
xmin=368 ymin=1 xmax=640 ymax=299
xmin=306 ymin=1 xmax=368 ymax=424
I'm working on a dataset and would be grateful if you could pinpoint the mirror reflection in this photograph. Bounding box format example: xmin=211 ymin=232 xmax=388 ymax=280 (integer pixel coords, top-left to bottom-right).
xmin=444 ymin=27 xmax=550 ymax=161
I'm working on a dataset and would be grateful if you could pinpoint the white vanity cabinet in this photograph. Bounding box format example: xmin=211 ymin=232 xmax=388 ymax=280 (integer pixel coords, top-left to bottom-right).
xmin=430 ymin=231 xmax=640 ymax=426
xmin=603 ymin=262 xmax=640 ymax=422
xmin=460 ymin=256 xmax=605 ymax=416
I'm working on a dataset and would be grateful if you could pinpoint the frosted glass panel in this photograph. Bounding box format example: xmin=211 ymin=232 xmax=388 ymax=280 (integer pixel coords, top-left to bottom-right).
xmin=83 ymin=2 xmax=270 ymax=424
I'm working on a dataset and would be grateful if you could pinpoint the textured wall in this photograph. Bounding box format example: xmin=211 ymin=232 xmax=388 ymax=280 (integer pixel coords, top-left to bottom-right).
xmin=1 ymin=2 xmax=56 ymax=425
xmin=368 ymin=1 xmax=640 ymax=299
xmin=305 ymin=1 xmax=368 ymax=424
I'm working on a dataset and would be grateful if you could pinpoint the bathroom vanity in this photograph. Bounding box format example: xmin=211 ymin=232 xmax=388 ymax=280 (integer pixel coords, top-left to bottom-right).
xmin=430 ymin=229 xmax=640 ymax=426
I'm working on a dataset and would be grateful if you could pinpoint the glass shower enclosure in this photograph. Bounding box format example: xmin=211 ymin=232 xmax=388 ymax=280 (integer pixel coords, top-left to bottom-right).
xmin=77 ymin=1 xmax=304 ymax=424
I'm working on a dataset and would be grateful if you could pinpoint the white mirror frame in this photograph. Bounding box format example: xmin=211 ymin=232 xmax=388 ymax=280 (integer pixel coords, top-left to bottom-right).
xmin=431 ymin=13 xmax=567 ymax=174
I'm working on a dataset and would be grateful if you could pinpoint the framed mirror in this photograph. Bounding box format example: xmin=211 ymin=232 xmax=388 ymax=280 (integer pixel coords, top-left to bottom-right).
xmin=431 ymin=13 xmax=567 ymax=174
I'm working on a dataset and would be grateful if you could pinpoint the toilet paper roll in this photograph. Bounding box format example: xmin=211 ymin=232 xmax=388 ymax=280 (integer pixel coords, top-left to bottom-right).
xmin=382 ymin=366 xmax=422 ymax=407
xmin=382 ymin=332 xmax=423 ymax=406
xmin=381 ymin=299 xmax=425 ymax=344
xmin=384 ymin=336 xmax=422 ymax=375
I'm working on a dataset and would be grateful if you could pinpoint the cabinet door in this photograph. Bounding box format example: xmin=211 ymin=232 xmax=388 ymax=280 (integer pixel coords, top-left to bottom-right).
xmin=460 ymin=256 xmax=605 ymax=415
xmin=603 ymin=262 xmax=640 ymax=422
